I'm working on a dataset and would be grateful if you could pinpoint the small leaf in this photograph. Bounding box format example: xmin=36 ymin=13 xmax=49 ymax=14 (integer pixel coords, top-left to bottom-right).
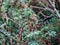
xmin=14 ymin=17 xmax=18 ymax=20
xmin=19 ymin=15 xmax=22 ymax=20
xmin=28 ymin=41 xmax=39 ymax=45
xmin=21 ymin=0 xmax=26 ymax=3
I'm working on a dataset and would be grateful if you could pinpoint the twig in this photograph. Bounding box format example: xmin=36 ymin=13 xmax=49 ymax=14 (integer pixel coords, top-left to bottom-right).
xmin=30 ymin=6 xmax=44 ymax=9
xmin=30 ymin=6 xmax=55 ymax=13
xmin=48 ymin=0 xmax=60 ymax=18
xmin=38 ymin=11 xmax=54 ymax=22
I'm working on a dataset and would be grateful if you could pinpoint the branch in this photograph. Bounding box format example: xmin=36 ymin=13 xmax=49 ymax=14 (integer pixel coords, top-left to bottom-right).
xmin=48 ymin=0 xmax=60 ymax=18
xmin=38 ymin=11 xmax=54 ymax=22
xmin=30 ymin=6 xmax=55 ymax=13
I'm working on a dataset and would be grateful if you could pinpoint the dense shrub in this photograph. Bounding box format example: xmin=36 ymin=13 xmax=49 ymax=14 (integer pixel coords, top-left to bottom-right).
xmin=0 ymin=0 xmax=60 ymax=45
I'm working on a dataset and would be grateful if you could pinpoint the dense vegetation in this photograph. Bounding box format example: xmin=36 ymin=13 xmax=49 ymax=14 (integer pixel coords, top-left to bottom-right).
xmin=0 ymin=0 xmax=60 ymax=45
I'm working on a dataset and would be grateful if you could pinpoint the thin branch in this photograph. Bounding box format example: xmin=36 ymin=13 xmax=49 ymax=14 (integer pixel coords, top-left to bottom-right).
xmin=48 ymin=0 xmax=54 ymax=8
xmin=38 ymin=12 xmax=46 ymax=18
xmin=30 ymin=6 xmax=44 ymax=9
xmin=38 ymin=11 xmax=53 ymax=22
xmin=48 ymin=0 xmax=60 ymax=18
xmin=30 ymin=6 xmax=55 ymax=13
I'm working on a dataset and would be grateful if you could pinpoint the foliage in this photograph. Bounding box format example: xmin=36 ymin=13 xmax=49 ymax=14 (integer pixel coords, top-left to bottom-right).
xmin=0 ymin=0 xmax=60 ymax=45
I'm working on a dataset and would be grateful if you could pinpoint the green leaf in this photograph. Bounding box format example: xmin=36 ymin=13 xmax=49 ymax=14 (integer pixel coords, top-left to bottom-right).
xmin=21 ymin=0 xmax=26 ymax=3
xmin=14 ymin=17 xmax=18 ymax=20
xmin=48 ymin=31 xmax=56 ymax=37
xmin=7 ymin=33 xmax=11 ymax=37
xmin=19 ymin=15 xmax=22 ymax=20
xmin=7 ymin=20 xmax=13 ymax=27
xmin=28 ymin=41 xmax=39 ymax=45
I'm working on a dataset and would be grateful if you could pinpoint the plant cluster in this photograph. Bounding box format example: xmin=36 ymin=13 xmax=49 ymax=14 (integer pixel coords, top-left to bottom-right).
xmin=0 ymin=0 xmax=60 ymax=45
